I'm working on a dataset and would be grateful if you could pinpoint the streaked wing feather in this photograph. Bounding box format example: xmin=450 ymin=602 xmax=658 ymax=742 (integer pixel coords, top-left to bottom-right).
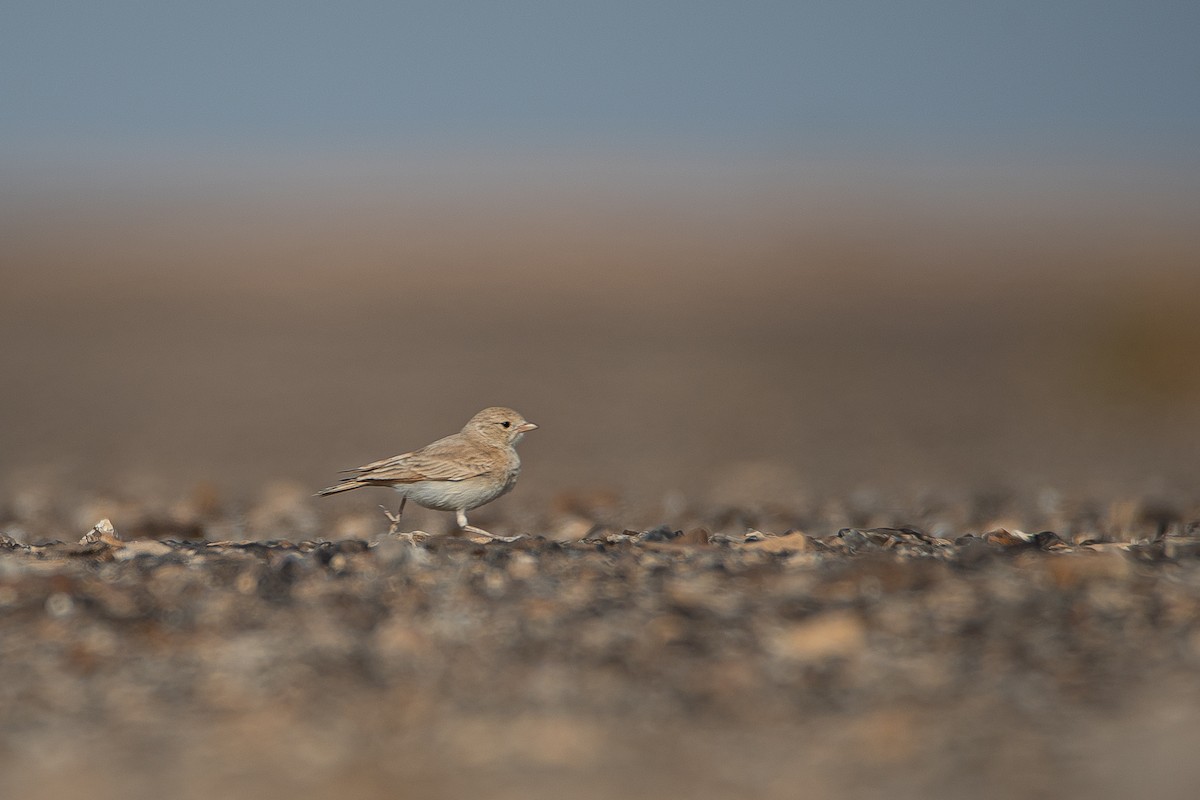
xmin=353 ymin=435 xmax=499 ymax=484
xmin=342 ymin=450 xmax=417 ymax=474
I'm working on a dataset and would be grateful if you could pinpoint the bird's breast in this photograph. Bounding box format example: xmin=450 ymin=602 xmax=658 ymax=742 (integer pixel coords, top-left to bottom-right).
xmin=399 ymin=471 xmax=518 ymax=512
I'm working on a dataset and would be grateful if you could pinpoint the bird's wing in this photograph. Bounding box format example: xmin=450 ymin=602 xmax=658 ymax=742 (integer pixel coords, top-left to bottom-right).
xmin=344 ymin=433 xmax=466 ymax=474
xmin=349 ymin=435 xmax=500 ymax=484
xmin=341 ymin=450 xmax=417 ymax=474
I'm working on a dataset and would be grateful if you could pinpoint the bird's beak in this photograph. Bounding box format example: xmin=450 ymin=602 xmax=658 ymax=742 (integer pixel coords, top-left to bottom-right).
xmin=515 ymin=422 xmax=538 ymax=433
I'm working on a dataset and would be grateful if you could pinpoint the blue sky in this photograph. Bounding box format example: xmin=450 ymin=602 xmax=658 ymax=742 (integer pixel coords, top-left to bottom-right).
xmin=3 ymin=2 xmax=1199 ymax=162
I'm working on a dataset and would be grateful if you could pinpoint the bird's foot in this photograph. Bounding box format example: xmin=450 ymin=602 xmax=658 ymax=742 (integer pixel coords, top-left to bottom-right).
xmin=379 ymin=505 xmax=403 ymax=534
xmin=384 ymin=530 xmax=429 ymax=545
xmin=462 ymin=525 xmax=522 ymax=544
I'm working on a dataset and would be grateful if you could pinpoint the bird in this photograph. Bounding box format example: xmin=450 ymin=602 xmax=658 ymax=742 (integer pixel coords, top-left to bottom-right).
xmin=316 ymin=407 xmax=537 ymax=540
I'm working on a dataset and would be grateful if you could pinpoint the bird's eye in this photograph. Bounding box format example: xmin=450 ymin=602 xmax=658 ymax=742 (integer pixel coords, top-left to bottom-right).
xmin=501 ymin=421 xmax=511 ymax=428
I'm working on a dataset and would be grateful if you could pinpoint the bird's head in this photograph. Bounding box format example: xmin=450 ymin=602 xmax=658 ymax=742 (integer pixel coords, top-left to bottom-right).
xmin=463 ymin=407 xmax=538 ymax=447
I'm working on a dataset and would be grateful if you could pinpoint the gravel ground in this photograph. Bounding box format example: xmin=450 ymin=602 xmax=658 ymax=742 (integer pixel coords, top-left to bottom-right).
xmin=3 ymin=492 xmax=1200 ymax=800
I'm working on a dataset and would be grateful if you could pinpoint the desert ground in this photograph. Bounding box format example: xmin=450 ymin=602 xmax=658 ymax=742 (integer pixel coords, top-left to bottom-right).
xmin=2 ymin=162 xmax=1200 ymax=798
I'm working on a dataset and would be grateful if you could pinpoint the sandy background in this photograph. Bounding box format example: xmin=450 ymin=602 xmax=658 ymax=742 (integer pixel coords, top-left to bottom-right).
xmin=3 ymin=161 xmax=1200 ymax=524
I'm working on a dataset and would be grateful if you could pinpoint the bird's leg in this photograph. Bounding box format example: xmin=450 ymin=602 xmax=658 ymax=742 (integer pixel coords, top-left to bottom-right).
xmin=454 ymin=509 xmax=480 ymax=534
xmin=456 ymin=509 xmax=520 ymax=543
xmin=380 ymin=497 xmax=407 ymax=534
xmin=378 ymin=505 xmax=400 ymax=533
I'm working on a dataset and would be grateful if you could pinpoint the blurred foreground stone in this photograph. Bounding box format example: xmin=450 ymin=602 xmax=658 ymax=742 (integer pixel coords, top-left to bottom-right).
xmin=1 ymin=509 xmax=1200 ymax=799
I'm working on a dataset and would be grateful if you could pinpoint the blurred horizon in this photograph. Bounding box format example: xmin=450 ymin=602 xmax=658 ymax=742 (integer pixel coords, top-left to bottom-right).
xmin=5 ymin=158 xmax=1200 ymax=508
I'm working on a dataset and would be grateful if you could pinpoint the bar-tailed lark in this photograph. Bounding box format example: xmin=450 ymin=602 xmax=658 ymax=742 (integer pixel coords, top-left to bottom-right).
xmin=317 ymin=407 xmax=537 ymax=540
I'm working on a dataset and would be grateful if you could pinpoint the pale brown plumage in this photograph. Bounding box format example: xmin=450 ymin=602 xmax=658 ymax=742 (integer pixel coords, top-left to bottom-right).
xmin=317 ymin=407 xmax=537 ymax=539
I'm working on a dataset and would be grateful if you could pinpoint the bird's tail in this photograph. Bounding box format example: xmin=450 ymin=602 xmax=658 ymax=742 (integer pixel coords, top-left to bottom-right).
xmin=314 ymin=479 xmax=367 ymax=497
